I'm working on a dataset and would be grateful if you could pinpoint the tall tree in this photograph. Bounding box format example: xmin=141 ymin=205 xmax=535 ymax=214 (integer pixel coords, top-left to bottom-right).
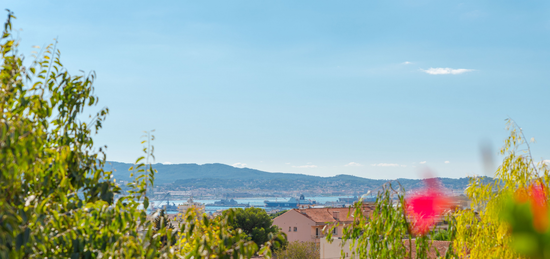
xmin=0 ymin=11 xmax=270 ymax=258
xmin=224 ymin=207 xmax=282 ymax=246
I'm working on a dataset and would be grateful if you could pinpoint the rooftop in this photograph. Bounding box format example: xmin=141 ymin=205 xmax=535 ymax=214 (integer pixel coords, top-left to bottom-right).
xmin=290 ymin=205 xmax=373 ymax=224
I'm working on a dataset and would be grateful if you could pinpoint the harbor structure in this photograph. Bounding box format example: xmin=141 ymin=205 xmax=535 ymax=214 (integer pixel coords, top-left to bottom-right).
xmin=178 ymin=198 xmax=205 ymax=214
xmin=264 ymin=194 xmax=316 ymax=208
xmin=205 ymin=198 xmax=249 ymax=207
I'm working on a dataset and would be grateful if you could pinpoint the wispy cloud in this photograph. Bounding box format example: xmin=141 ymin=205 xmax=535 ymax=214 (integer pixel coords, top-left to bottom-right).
xmin=371 ymin=163 xmax=400 ymax=167
xmin=232 ymin=162 xmax=247 ymax=168
xmin=445 ymin=161 xmax=450 ymax=164
xmin=420 ymin=161 xmax=427 ymax=164
xmin=293 ymin=165 xmax=318 ymax=168
xmin=421 ymin=68 xmax=474 ymax=75
xmin=402 ymin=61 xmax=413 ymax=65
xmin=163 ymin=162 xmax=173 ymax=165
xmin=345 ymin=162 xmax=363 ymax=167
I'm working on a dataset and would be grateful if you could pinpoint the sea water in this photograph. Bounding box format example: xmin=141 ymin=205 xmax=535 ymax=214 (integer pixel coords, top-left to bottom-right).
xmin=151 ymin=196 xmax=357 ymax=214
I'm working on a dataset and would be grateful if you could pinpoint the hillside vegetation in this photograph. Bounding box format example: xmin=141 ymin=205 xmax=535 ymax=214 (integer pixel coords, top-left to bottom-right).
xmin=108 ymin=161 xmax=475 ymax=192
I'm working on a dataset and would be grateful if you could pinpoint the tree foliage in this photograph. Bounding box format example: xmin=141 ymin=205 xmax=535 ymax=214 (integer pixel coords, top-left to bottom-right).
xmin=335 ymin=182 xmax=441 ymax=259
xmin=453 ymin=119 xmax=550 ymax=258
xmin=223 ymin=207 xmax=283 ymax=248
xmin=0 ymin=11 xmax=273 ymax=258
xmin=334 ymin=119 xmax=550 ymax=259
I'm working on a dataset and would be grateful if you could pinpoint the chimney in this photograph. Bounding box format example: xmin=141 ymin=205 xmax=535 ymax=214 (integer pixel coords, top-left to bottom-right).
xmin=333 ymin=211 xmax=340 ymax=220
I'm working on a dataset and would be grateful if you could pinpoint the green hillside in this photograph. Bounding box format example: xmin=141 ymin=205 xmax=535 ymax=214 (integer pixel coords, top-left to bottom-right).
xmin=106 ymin=161 xmax=476 ymax=192
xmin=107 ymin=161 xmax=317 ymax=184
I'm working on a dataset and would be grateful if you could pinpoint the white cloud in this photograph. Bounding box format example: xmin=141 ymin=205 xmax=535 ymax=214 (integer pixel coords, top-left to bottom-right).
xmin=445 ymin=161 xmax=450 ymax=164
xmin=421 ymin=67 xmax=474 ymax=75
xmin=371 ymin=163 xmax=400 ymax=167
xmin=420 ymin=161 xmax=427 ymax=164
xmin=345 ymin=162 xmax=363 ymax=167
xmin=232 ymin=163 xmax=247 ymax=168
xmin=293 ymin=165 xmax=318 ymax=168
xmin=402 ymin=61 xmax=412 ymax=65
xmin=163 ymin=162 xmax=173 ymax=165
xmin=401 ymin=165 xmax=407 ymax=167
xmin=285 ymin=163 xmax=290 ymax=165
xmin=543 ymin=160 xmax=550 ymax=165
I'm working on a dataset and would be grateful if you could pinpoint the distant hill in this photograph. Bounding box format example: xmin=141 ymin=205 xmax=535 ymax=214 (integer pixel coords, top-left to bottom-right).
xmin=107 ymin=161 xmax=320 ymax=184
xmin=105 ymin=161 xmax=477 ymax=192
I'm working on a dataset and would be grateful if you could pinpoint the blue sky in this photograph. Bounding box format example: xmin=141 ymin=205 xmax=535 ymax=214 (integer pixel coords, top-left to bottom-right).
xmin=5 ymin=0 xmax=550 ymax=179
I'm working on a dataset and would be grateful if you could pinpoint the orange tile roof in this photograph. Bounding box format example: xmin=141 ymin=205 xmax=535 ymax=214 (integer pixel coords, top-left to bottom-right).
xmin=294 ymin=207 xmax=372 ymax=224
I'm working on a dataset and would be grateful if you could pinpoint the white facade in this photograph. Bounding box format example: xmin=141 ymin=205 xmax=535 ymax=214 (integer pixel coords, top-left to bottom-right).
xmin=320 ymin=238 xmax=358 ymax=259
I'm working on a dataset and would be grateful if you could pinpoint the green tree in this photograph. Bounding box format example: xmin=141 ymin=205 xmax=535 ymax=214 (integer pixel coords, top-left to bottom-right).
xmin=0 ymin=11 xmax=272 ymax=258
xmin=453 ymin=119 xmax=550 ymax=258
xmin=224 ymin=207 xmax=282 ymax=247
xmin=336 ymin=182 xmax=427 ymax=259
xmin=153 ymin=209 xmax=175 ymax=248
xmin=335 ymin=119 xmax=550 ymax=259
xmin=431 ymin=229 xmax=452 ymax=241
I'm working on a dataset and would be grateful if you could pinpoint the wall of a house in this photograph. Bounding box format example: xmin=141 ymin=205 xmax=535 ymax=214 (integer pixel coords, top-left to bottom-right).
xmin=273 ymin=210 xmax=316 ymax=243
xmin=320 ymin=238 xmax=358 ymax=259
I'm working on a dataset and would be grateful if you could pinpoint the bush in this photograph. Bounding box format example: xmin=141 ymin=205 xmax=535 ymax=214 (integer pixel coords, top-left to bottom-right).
xmin=431 ymin=229 xmax=451 ymax=241
xmin=453 ymin=119 xmax=550 ymax=258
xmin=274 ymin=241 xmax=320 ymax=259
xmin=0 ymin=11 xmax=272 ymax=258
xmin=223 ymin=207 xmax=285 ymax=248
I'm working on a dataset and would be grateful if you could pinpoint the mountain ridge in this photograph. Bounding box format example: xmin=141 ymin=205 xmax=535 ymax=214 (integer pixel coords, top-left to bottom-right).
xmin=106 ymin=161 xmax=474 ymax=192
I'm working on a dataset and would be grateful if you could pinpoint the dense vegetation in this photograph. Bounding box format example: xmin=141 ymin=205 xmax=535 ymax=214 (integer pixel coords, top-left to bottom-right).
xmin=3 ymin=10 xmax=549 ymax=259
xmin=336 ymin=120 xmax=550 ymax=258
xmin=223 ymin=208 xmax=284 ymax=248
xmin=0 ymin=12 xmax=280 ymax=258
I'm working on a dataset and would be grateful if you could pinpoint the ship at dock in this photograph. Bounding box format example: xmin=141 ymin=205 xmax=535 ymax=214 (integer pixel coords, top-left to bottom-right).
xmin=324 ymin=194 xmax=375 ymax=207
xmin=151 ymin=200 xmax=179 ymax=212
xmin=205 ymin=198 xmax=250 ymax=207
xmin=178 ymin=198 xmax=205 ymax=213
xmin=337 ymin=195 xmax=359 ymax=203
xmin=152 ymin=192 xmax=180 ymax=212
xmin=264 ymin=195 xmax=316 ymax=208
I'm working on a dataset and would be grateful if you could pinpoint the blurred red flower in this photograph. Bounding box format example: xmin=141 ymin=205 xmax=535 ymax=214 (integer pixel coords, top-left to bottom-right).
xmin=405 ymin=179 xmax=451 ymax=236
xmin=515 ymin=182 xmax=549 ymax=233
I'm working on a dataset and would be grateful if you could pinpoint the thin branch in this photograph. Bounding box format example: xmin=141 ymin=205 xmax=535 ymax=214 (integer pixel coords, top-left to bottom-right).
xmin=509 ymin=118 xmax=540 ymax=177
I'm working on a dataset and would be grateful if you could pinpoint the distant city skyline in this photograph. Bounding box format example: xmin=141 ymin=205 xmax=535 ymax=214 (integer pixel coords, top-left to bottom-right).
xmin=5 ymin=0 xmax=550 ymax=179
